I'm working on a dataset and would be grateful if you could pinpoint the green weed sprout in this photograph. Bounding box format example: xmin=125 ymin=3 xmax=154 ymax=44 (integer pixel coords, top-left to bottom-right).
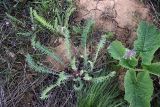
xmin=25 ymin=4 xmax=116 ymax=99
xmin=108 ymin=21 xmax=160 ymax=107
xmin=26 ymin=19 xmax=115 ymax=99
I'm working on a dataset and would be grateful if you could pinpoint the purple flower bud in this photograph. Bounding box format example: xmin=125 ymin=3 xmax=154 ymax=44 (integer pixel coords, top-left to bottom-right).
xmin=123 ymin=49 xmax=136 ymax=59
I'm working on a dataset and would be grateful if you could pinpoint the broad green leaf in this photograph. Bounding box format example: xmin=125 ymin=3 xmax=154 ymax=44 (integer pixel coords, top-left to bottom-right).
xmin=143 ymin=63 xmax=160 ymax=76
xmin=134 ymin=21 xmax=160 ymax=65
xmin=108 ymin=40 xmax=126 ymax=60
xmin=120 ymin=58 xmax=138 ymax=69
xmin=124 ymin=70 xmax=153 ymax=107
xmin=108 ymin=40 xmax=138 ymax=68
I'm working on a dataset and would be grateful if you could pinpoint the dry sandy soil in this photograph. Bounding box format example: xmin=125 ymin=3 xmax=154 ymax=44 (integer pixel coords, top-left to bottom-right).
xmin=75 ymin=0 xmax=152 ymax=44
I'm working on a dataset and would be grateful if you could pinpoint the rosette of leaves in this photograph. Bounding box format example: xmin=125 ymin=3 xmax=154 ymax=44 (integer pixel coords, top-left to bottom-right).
xmin=26 ymin=11 xmax=116 ymax=99
xmin=108 ymin=21 xmax=160 ymax=107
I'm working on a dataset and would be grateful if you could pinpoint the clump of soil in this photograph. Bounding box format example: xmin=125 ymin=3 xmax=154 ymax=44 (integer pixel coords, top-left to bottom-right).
xmin=75 ymin=0 xmax=152 ymax=44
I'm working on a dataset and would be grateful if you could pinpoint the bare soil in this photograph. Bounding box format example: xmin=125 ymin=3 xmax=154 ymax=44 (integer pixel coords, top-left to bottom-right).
xmin=75 ymin=0 xmax=152 ymax=44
